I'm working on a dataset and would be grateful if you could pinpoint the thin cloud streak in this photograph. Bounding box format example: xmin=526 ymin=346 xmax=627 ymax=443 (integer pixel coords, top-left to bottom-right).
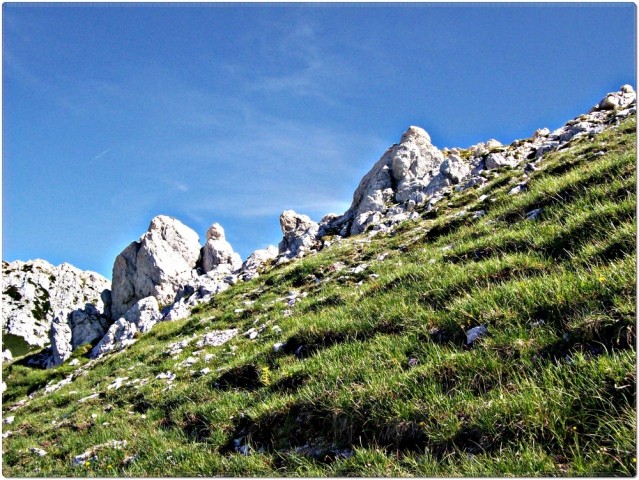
xmin=92 ymin=149 xmax=110 ymax=161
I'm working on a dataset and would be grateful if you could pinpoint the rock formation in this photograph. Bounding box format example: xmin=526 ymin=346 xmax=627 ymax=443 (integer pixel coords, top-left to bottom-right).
xmin=200 ymin=223 xmax=242 ymax=273
xmin=318 ymin=85 xmax=636 ymax=238
xmin=278 ymin=210 xmax=319 ymax=258
xmin=110 ymin=215 xmax=201 ymax=319
xmin=2 ymin=259 xmax=111 ymax=350
xmin=240 ymin=245 xmax=278 ymax=280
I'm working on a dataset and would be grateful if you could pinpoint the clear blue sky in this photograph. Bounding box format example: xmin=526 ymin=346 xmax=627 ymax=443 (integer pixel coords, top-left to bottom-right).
xmin=3 ymin=3 xmax=636 ymax=279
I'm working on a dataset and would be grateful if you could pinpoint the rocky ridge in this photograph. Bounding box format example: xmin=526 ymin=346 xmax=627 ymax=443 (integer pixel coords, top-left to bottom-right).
xmin=2 ymin=85 xmax=635 ymax=368
xmin=2 ymin=260 xmax=111 ymax=353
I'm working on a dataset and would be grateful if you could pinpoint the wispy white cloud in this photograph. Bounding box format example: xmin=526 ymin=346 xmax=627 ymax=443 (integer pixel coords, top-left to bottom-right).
xmin=92 ymin=149 xmax=110 ymax=161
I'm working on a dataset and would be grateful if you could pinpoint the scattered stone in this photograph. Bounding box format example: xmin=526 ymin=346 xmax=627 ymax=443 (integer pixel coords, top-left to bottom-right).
xmin=273 ymin=342 xmax=285 ymax=352
xmin=30 ymin=447 xmax=47 ymax=457
xmin=508 ymin=183 xmax=527 ymax=195
xmin=350 ymin=264 xmax=368 ymax=274
xmin=72 ymin=440 xmax=127 ymax=467
xmin=122 ymin=454 xmax=139 ymax=466
xmin=466 ymin=325 xmax=489 ymax=345
xmin=44 ymin=375 xmax=73 ymax=394
xmin=525 ymin=208 xmax=543 ymax=221
xmin=196 ymin=329 xmax=239 ymax=348
xmin=78 ymin=393 xmax=100 ymax=403
xmin=156 ymin=371 xmax=176 ymax=381
xmin=107 ymin=377 xmax=129 ymax=390
xmin=90 ymin=318 xmax=138 ymax=359
xmin=2 ymin=349 xmax=13 ymax=363
xmin=4 ymin=416 xmax=15 ymax=425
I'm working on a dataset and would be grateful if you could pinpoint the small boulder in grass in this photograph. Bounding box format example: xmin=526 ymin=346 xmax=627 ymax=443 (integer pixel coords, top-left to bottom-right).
xmin=30 ymin=447 xmax=47 ymax=457
xmin=466 ymin=325 xmax=489 ymax=345
xmin=525 ymin=208 xmax=543 ymax=221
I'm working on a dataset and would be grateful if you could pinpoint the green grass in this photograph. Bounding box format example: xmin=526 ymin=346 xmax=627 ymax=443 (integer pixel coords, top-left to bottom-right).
xmin=2 ymin=116 xmax=636 ymax=477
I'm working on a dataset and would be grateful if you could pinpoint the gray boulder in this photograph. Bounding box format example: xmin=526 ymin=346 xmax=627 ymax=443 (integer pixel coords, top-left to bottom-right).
xmin=440 ymin=154 xmax=471 ymax=184
xmin=200 ymin=223 xmax=242 ymax=273
xmin=278 ymin=210 xmax=319 ymax=258
xmin=110 ymin=215 xmax=201 ymax=319
xmin=48 ymin=315 xmax=73 ymax=367
xmin=123 ymin=296 xmax=162 ymax=333
xmin=240 ymin=246 xmax=278 ymax=280
xmin=485 ymin=152 xmax=517 ymax=170
xmin=90 ymin=318 xmax=138 ymax=359
xmin=595 ymin=85 xmax=636 ymax=111
xmin=68 ymin=305 xmax=110 ymax=349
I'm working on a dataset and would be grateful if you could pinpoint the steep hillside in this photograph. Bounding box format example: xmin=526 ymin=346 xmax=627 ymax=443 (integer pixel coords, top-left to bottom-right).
xmin=2 ymin=109 xmax=636 ymax=475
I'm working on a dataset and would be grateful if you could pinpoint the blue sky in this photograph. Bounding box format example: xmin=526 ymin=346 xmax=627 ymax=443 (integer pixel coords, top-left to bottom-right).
xmin=3 ymin=3 xmax=636 ymax=279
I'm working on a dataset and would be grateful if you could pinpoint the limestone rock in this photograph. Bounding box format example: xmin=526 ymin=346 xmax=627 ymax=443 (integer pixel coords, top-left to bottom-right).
xmin=123 ymin=296 xmax=162 ymax=333
xmin=485 ymin=152 xmax=517 ymax=170
xmin=323 ymin=125 xmax=446 ymax=236
xmin=67 ymin=305 xmax=110 ymax=349
xmin=2 ymin=349 xmax=12 ymax=363
xmin=278 ymin=210 xmax=319 ymax=258
xmin=240 ymin=245 xmax=278 ymax=280
xmin=391 ymin=126 xmax=446 ymax=203
xmin=441 ymin=154 xmax=471 ymax=184
xmin=200 ymin=223 xmax=242 ymax=273
xmin=48 ymin=315 xmax=73 ymax=367
xmin=110 ymin=215 xmax=201 ymax=320
xmin=162 ymin=299 xmax=191 ymax=321
xmin=595 ymin=85 xmax=636 ymax=111
xmin=2 ymin=259 xmax=111 ymax=350
xmin=90 ymin=319 xmax=138 ymax=358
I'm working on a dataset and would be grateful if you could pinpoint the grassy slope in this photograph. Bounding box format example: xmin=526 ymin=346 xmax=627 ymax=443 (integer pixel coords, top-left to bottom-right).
xmin=2 ymin=116 xmax=636 ymax=477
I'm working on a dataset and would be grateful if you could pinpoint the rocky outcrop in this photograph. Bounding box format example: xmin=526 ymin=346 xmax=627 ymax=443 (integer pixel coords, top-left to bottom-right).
xmin=278 ymin=210 xmax=319 ymax=258
xmin=90 ymin=318 xmax=138 ymax=359
xmin=200 ymin=223 xmax=242 ymax=273
xmin=319 ymin=85 xmax=636 ymax=238
xmin=47 ymin=316 xmax=73 ymax=367
xmin=110 ymin=215 xmax=201 ymax=319
xmin=240 ymin=245 xmax=278 ymax=280
xmin=2 ymin=259 xmax=111 ymax=350
xmin=319 ymin=126 xmax=449 ymax=237
xmin=123 ymin=297 xmax=162 ymax=333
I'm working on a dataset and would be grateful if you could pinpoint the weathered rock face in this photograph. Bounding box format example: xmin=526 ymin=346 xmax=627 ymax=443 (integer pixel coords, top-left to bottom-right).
xmin=240 ymin=245 xmax=278 ymax=280
xmin=47 ymin=316 xmax=73 ymax=367
xmin=2 ymin=259 xmax=111 ymax=350
xmin=595 ymin=84 xmax=636 ymax=111
xmin=110 ymin=215 xmax=201 ymax=319
xmin=90 ymin=318 xmax=138 ymax=359
xmin=322 ymin=125 xmax=448 ymax=236
xmin=123 ymin=297 xmax=162 ymax=333
xmin=319 ymin=85 xmax=636 ymax=239
xmin=278 ymin=210 xmax=319 ymax=258
xmin=200 ymin=223 xmax=242 ymax=273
